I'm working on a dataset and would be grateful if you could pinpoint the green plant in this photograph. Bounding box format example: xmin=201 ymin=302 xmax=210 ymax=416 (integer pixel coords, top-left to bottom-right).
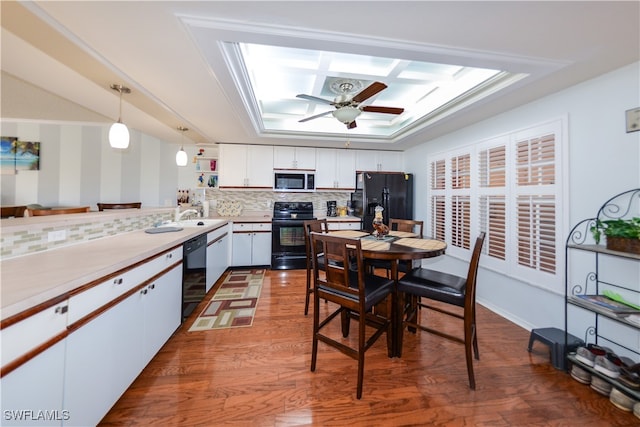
xmin=590 ymin=217 xmax=640 ymax=244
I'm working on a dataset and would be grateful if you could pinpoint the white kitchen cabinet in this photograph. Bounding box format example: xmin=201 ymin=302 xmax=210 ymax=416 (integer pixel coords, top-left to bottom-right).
xmin=273 ymin=146 xmax=316 ymax=170
xmin=315 ymin=148 xmax=356 ymax=190
xmin=1 ymin=300 xmax=69 ymax=427
xmin=355 ymin=150 xmax=403 ymax=172
xmin=206 ymin=224 xmax=230 ymax=292
xmin=219 ymin=144 xmax=273 ymax=189
xmin=231 ymin=222 xmax=272 ymax=266
xmin=63 ymin=258 xmax=181 ymax=426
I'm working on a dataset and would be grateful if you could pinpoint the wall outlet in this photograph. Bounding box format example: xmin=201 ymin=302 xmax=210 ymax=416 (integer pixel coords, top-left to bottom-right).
xmin=48 ymin=230 xmax=66 ymax=242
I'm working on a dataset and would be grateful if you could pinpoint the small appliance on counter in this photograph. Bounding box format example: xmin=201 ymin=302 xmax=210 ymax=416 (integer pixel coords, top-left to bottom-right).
xmin=327 ymin=201 xmax=337 ymax=217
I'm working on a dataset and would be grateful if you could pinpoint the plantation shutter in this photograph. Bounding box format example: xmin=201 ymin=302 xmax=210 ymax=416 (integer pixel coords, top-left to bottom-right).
xmin=515 ymin=134 xmax=557 ymax=275
xmin=430 ymin=159 xmax=446 ymax=241
xmin=451 ymin=154 xmax=471 ymax=249
xmin=478 ymin=145 xmax=507 ymax=260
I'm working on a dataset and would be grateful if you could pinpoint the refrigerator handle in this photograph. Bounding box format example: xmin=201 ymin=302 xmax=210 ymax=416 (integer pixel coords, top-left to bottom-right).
xmin=382 ymin=187 xmax=390 ymax=223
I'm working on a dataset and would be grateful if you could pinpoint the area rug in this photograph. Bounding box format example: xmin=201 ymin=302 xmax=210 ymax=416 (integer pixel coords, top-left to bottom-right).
xmin=188 ymin=268 xmax=265 ymax=331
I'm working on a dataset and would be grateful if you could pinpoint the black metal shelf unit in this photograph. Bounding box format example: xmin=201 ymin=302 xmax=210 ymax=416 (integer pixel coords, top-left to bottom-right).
xmin=564 ymin=188 xmax=640 ymax=400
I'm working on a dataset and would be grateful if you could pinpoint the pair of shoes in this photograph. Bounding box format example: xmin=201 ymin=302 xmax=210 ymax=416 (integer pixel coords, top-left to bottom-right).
xmin=594 ymin=353 xmax=635 ymax=379
xmin=590 ymin=375 xmax=612 ymax=396
xmin=570 ymin=363 xmax=591 ymax=385
xmin=609 ymin=386 xmax=639 ymax=412
xmin=574 ymin=343 xmax=612 ymax=367
xmin=619 ymin=363 xmax=640 ymax=390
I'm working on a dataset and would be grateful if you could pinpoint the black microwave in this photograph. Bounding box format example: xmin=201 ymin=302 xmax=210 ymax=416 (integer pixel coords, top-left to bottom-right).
xmin=274 ymin=171 xmax=315 ymax=192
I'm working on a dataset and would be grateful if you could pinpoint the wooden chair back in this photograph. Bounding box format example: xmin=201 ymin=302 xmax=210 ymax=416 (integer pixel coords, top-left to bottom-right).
xmin=302 ymin=219 xmax=329 ymax=315
xmin=390 ymin=218 xmax=424 ymax=237
xmin=97 ymin=202 xmax=141 ymax=211
xmin=27 ymin=206 xmax=90 ymax=216
xmin=311 ymin=232 xmax=364 ymax=306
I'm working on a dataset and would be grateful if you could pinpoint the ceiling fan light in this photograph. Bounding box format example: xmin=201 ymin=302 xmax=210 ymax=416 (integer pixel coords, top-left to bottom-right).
xmin=332 ymin=106 xmax=361 ymax=124
xmin=176 ymin=147 xmax=188 ymax=166
xmin=109 ymin=121 xmax=130 ymax=149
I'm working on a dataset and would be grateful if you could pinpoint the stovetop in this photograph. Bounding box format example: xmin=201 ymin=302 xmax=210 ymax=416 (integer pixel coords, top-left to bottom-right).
xmin=273 ymin=201 xmax=314 ymax=220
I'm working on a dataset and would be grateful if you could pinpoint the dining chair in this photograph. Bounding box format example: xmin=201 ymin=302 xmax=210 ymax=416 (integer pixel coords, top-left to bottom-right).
xmin=309 ymin=232 xmax=394 ymax=399
xmin=397 ymin=232 xmax=485 ymax=389
xmin=303 ymin=218 xmax=329 ymax=315
xmin=97 ymin=202 xmax=142 ymax=211
xmin=27 ymin=206 xmax=90 ymax=216
xmin=368 ymin=218 xmax=424 ymax=278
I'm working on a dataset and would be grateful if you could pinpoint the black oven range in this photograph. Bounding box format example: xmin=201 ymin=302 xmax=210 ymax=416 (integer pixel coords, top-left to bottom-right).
xmin=271 ymin=201 xmax=315 ymax=270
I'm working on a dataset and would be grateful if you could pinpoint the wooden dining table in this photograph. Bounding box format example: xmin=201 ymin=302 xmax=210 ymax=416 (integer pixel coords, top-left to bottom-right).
xmin=329 ymin=229 xmax=447 ymax=357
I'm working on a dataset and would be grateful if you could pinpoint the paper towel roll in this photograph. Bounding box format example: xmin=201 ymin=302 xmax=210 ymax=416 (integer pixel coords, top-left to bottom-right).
xmin=202 ymin=202 xmax=210 ymax=218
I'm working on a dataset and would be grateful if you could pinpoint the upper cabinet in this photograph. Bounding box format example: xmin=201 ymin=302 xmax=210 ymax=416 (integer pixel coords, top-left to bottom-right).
xmin=219 ymin=144 xmax=274 ymax=189
xmin=315 ymin=148 xmax=356 ymax=191
xmin=355 ymin=150 xmax=403 ymax=172
xmin=273 ymin=146 xmax=316 ymax=170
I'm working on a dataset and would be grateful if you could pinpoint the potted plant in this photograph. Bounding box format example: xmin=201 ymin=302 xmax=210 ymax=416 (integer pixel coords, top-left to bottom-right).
xmin=591 ymin=217 xmax=640 ymax=254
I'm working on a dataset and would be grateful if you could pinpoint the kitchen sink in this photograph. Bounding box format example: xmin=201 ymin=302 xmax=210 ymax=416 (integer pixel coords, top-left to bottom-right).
xmin=161 ymin=219 xmax=225 ymax=228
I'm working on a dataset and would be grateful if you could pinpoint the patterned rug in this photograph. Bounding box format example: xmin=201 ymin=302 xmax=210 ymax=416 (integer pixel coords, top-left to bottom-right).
xmin=188 ymin=268 xmax=265 ymax=332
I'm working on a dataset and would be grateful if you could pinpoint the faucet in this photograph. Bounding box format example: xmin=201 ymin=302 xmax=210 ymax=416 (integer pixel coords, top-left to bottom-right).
xmin=176 ymin=209 xmax=198 ymax=222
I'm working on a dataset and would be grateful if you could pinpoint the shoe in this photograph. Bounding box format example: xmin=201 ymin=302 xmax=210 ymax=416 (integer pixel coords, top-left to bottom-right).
xmin=609 ymin=387 xmax=638 ymax=412
xmin=575 ymin=346 xmax=596 ymax=367
xmin=619 ymin=363 xmax=640 ymax=390
xmin=570 ymin=363 xmax=591 ymax=385
xmin=595 ymin=355 xmax=621 ymax=378
xmin=594 ymin=353 xmax=634 ymax=379
xmin=590 ymin=375 xmax=612 ymax=396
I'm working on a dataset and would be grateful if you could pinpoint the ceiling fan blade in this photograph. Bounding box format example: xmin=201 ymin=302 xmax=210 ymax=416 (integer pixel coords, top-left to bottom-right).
xmin=296 ymin=94 xmax=335 ymax=105
xmin=299 ymin=110 xmax=334 ymax=122
xmin=347 ymin=121 xmax=357 ymax=129
xmin=352 ymin=81 xmax=387 ymax=104
xmin=361 ymin=106 xmax=405 ymax=115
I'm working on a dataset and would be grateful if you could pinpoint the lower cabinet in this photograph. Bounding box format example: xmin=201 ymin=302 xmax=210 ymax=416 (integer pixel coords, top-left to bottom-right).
xmin=64 ymin=265 xmax=182 ymax=426
xmin=1 ymin=340 xmax=67 ymax=426
xmin=231 ymin=223 xmax=271 ymax=266
xmin=206 ymin=224 xmax=230 ymax=292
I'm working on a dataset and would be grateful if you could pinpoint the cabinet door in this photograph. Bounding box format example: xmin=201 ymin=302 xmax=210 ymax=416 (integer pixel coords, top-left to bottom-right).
xmin=355 ymin=150 xmax=379 ymax=172
xmin=64 ymin=292 xmax=144 ymax=427
xmin=246 ymin=145 xmax=274 ymax=188
xmin=209 ymin=235 xmax=229 ymax=285
xmin=232 ymin=232 xmax=253 ymax=266
xmin=335 ymin=149 xmax=356 ymax=188
xmin=143 ymin=266 xmax=182 ymax=362
xmin=378 ymin=151 xmax=403 ymax=172
xmin=251 ymin=232 xmax=272 ymax=266
xmin=315 ymin=148 xmax=337 ymax=189
xmin=294 ymin=147 xmax=316 ymax=169
xmin=1 ymin=340 xmax=66 ymax=427
xmin=219 ymin=144 xmax=247 ymax=187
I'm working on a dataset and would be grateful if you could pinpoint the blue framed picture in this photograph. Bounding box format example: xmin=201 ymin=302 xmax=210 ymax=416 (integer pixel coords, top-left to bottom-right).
xmin=1 ymin=136 xmax=40 ymax=174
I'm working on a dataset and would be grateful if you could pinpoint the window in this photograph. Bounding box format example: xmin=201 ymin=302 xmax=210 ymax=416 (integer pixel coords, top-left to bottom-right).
xmin=428 ymin=119 xmax=565 ymax=291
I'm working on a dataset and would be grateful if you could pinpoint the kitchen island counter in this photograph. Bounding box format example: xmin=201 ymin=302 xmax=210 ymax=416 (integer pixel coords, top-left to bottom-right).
xmin=1 ymin=220 xmax=229 ymax=321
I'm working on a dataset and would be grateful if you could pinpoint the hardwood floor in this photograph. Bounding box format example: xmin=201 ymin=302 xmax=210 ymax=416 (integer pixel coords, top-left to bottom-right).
xmin=100 ymin=269 xmax=638 ymax=426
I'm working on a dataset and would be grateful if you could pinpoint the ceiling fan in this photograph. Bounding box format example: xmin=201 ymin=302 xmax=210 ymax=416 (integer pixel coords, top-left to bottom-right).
xmin=297 ymin=81 xmax=404 ymax=129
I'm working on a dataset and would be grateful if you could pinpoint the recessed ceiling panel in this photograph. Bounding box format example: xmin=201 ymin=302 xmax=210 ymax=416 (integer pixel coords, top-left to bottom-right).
xmin=232 ymin=42 xmax=518 ymax=139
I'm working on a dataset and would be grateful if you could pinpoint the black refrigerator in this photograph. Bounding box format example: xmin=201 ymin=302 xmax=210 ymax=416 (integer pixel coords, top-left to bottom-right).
xmin=350 ymin=172 xmax=414 ymax=232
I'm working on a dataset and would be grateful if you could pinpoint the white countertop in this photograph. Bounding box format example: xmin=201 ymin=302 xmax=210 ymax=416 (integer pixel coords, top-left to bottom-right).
xmin=0 ymin=221 xmax=229 ymax=321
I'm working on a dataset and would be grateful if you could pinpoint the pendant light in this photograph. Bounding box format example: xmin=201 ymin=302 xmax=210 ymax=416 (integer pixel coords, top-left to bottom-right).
xmin=176 ymin=126 xmax=189 ymax=166
xmin=109 ymin=84 xmax=131 ymax=149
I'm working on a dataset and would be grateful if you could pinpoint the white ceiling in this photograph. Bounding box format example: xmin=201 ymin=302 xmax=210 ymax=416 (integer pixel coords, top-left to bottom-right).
xmin=1 ymin=1 xmax=639 ymax=151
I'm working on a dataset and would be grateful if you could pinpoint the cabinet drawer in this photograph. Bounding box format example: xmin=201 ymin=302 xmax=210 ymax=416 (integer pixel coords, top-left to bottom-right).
xmin=233 ymin=222 xmax=272 ymax=232
xmin=1 ymin=301 xmax=68 ymax=369
xmin=208 ymin=223 xmax=230 ymax=243
xmin=67 ymin=247 xmax=182 ymax=325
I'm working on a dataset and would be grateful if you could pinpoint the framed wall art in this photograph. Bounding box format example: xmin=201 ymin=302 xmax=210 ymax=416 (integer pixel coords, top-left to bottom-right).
xmin=625 ymin=107 xmax=640 ymax=133
xmin=1 ymin=136 xmax=40 ymax=174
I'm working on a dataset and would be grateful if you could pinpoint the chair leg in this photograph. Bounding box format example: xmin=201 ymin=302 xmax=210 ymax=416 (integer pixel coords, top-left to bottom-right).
xmin=464 ymin=316 xmax=476 ymax=390
xmin=304 ymin=265 xmax=312 ymax=316
xmin=341 ymin=309 xmax=351 ymax=338
xmin=356 ymin=305 xmax=366 ymax=399
xmin=310 ymin=291 xmax=320 ymax=372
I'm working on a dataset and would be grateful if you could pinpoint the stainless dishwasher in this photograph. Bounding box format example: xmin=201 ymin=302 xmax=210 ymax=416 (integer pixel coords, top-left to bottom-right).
xmin=182 ymin=233 xmax=207 ymax=320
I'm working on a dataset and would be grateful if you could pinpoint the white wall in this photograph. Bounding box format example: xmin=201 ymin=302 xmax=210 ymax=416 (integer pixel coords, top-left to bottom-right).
xmin=404 ymin=61 xmax=640 ymax=335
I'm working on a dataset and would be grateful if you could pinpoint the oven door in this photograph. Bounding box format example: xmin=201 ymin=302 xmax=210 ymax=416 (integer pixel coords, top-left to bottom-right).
xmin=271 ymin=219 xmax=308 ymax=270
